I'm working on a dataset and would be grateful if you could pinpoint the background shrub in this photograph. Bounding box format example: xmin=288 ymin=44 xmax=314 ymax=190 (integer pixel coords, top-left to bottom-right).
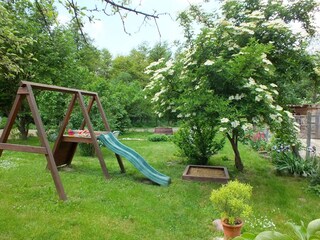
xmin=79 ymin=143 xmax=95 ymax=157
xmin=308 ymin=161 xmax=320 ymax=196
xmin=148 ymin=134 xmax=170 ymax=142
xmin=173 ymin=123 xmax=225 ymax=165
xmin=271 ymin=145 xmax=317 ymax=177
xmin=0 ymin=117 xmax=7 ymax=129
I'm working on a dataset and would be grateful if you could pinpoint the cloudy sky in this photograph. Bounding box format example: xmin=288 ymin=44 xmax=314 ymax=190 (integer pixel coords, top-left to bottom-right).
xmin=57 ymin=0 xmax=218 ymax=56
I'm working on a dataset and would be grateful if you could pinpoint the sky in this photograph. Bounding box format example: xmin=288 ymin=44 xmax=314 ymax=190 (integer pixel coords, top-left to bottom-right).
xmin=57 ymin=0 xmax=219 ymax=56
xmin=57 ymin=0 xmax=320 ymax=56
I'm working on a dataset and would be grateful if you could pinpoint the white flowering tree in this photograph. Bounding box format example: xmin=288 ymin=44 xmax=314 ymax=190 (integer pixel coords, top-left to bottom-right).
xmin=145 ymin=54 xmax=227 ymax=165
xmin=179 ymin=0 xmax=319 ymax=105
xmin=146 ymin=42 xmax=299 ymax=170
xmin=145 ymin=0 xmax=317 ymax=171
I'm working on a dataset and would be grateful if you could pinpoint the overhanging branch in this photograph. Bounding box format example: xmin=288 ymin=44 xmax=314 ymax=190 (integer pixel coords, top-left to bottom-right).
xmin=66 ymin=0 xmax=88 ymax=44
xmin=65 ymin=0 xmax=164 ymax=44
xmin=103 ymin=0 xmax=159 ymax=19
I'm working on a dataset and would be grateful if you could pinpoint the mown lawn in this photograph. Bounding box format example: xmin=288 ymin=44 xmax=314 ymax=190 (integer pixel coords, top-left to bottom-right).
xmin=0 ymin=132 xmax=319 ymax=239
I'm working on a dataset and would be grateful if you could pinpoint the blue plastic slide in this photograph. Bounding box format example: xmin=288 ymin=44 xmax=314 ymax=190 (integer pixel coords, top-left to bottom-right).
xmin=98 ymin=133 xmax=171 ymax=186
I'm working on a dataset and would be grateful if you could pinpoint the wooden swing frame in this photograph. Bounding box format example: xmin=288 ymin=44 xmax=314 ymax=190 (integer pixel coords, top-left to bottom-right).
xmin=0 ymin=81 xmax=125 ymax=201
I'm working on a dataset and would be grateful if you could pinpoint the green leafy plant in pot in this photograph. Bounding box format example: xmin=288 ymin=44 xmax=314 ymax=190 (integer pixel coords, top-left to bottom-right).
xmin=210 ymin=180 xmax=252 ymax=239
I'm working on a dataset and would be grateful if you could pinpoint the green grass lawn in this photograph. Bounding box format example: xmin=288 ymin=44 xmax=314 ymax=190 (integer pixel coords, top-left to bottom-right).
xmin=0 ymin=132 xmax=319 ymax=239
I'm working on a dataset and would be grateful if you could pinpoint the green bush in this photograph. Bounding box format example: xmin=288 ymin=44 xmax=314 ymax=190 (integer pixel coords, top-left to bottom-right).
xmin=148 ymin=134 xmax=170 ymax=142
xmin=0 ymin=117 xmax=7 ymax=129
xmin=309 ymin=165 xmax=320 ymax=196
xmin=79 ymin=143 xmax=95 ymax=157
xmin=46 ymin=129 xmax=58 ymax=142
xmin=247 ymin=138 xmax=268 ymax=152
xmin=210 ymin=180 xmax=252 ymax=225
xmin=173 ymin=123 xmax=225 ymax=165
xmin=271 ymin=145 xmax=317 ymax=177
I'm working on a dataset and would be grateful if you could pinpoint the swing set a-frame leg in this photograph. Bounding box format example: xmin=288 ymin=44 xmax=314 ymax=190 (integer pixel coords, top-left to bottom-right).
xmin=77 ymin=92 xmax=110 ymax=179
xmin=0 ymin=85 xmax=67 ymax=201
xmin=0 ymin=91 xmax=24 ymax=157
xmin=25 ymin=85 xmax=67 ymax=200
xmin=94 ymin=95 xmax=126 ymax=173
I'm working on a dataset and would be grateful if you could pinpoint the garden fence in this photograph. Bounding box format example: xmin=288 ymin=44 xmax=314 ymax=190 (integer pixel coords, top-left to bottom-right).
xmin=294 ymin=112 xmax=320 ymax=158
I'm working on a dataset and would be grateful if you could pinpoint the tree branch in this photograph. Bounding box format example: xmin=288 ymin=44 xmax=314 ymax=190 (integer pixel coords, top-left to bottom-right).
xmin=65 ymin=0 xmax=164 ymax=43
xmin=103 ymin=0 xmax=159 ymax=19
xmin=34 ymin=0 xmax=53 ymax=37
xmin=66 ymin=0 xmax=88 ymax=44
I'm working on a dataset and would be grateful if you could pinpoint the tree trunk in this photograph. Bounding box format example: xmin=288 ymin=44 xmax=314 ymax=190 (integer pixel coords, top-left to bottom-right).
xmin=17 ymin=117 xmax=29 ymax=140
xmin=291 ymin=145 xmax=301 ymax=158
xmin=232 ymin=143 xmax=244 ymax=171
xmin=227 ymin=132 xmax=244 ymax=172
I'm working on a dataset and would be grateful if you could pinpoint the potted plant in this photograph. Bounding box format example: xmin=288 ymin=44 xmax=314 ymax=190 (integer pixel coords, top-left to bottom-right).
xmin=210 ymin=180 xmax=253 ymax=239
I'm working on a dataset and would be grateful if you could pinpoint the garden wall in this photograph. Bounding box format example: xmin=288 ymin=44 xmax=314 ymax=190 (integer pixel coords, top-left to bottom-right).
xmin=290 ymin=104 xmax=320 ymax=139
xmin=295 ymin=114 xmax=320 ymax=139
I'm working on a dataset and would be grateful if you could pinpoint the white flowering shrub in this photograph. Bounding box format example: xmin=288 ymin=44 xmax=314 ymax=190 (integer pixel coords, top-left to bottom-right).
xmin=145 ymin=0 xmax=317 ymax=170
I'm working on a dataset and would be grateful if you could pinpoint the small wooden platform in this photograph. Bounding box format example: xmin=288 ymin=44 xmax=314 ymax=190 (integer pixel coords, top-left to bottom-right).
xmin=54 ymin=133 xmax=105 ymax=166
xmin=182 ymin=165 xmax=229 ymax=183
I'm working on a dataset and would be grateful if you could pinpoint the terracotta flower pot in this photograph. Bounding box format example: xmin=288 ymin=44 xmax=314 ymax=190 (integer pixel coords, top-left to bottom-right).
xmin=221 ymin=219 xmax=243 ymax=240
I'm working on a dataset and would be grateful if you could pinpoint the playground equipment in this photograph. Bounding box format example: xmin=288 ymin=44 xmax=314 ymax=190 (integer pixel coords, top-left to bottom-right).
xmin=98 ymin=133 xmax=170 ymax=186
xmin=0 ymin=81 xmax=170 ymax=201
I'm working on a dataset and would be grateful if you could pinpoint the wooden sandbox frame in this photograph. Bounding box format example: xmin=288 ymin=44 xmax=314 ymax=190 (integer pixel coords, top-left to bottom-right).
xmin=0 ymin=81 xmax=125 ymax=200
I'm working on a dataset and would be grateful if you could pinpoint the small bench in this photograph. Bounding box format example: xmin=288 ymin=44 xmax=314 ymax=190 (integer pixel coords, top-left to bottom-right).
xmin=154 ymin=127 xmax=173 ymax=135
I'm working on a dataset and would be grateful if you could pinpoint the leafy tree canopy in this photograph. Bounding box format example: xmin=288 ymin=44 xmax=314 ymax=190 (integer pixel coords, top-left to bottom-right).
xmin=146 ymin=0 xmax=318 ymax=170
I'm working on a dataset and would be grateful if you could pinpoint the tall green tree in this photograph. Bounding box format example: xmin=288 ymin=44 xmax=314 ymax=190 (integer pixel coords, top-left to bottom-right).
xmin=95 ymin=49 xmax=113 ymax=79
xmin=0 ymin=1 xmax=35 ymax=116
xmin=0 ymin=0 xmax=101 ymax=138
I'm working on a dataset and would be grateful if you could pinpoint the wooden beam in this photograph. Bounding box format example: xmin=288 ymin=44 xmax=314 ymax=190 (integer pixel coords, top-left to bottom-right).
xmin=77 ymin=92 xmax=110 ymax=179
xmin=0 ymin=143 xmax=47 ymax=154
xmin=0 ymin=93 xmax=25 ymax=157
xmin=25 ymin=84 xmax=67 ymax=201
xmin=17 ymin=86 xmax=29 ymax=95
xmin=94 ymin=95 xmax=111 ymax=132
xmin=78 ymin=95 xmax=95 ymax=132
xmin=94 ymin=94 xmax=125 ymax=172
xmin=52 ymin=94 xmax=76 ymax=153
xmin=20 ymin=81 xmax=97 ymax=96
xmin=61 ymin=136 xmax=93 ymax=144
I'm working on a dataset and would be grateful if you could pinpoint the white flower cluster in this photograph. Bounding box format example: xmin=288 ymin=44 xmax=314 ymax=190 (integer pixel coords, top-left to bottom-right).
xmin=247 ymin=10 xmax=265 ymax=20
xmin=243 ymin=77 xmax=279 ymax=106
xmin=144 ymin=58 xmax=176 ymax=92
xmin=182 ymin=47 xmax=197 ymax=69
xmin=244 ymin=77 xmax=256 ymax=88
xmin=314 ymin=66 xmax=320 ymax=76
xmin=145 ymin=58 xmax=165 ymax=71
xmin=177 ymin=112 xmax=196 ymax=119
xmin=151 ymin=87 xmax=166 ymax=103
xmin=248 ymin=214 xmax=277 ymax=231
xmin=293 ymin=121 xmax=300 ymax=132
xmin=226 ymin=24 xmax=255 ymax=36
xmin=219 ymin=117 xmax=253 ymax=132
xmin=262 ymin=19 xmax=288 ymax=29
xmin=221 ymin=74 xmax=297 ymax=133
xmin=204 ymin=60 xmax=214 ymax=66
xmin=229 ymin=93 xmax=245 ymax=101
xmin=261 ymin=53 xmax=272 ymax=65
xmin=269 ymin=112 xmax=283 ymax=123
